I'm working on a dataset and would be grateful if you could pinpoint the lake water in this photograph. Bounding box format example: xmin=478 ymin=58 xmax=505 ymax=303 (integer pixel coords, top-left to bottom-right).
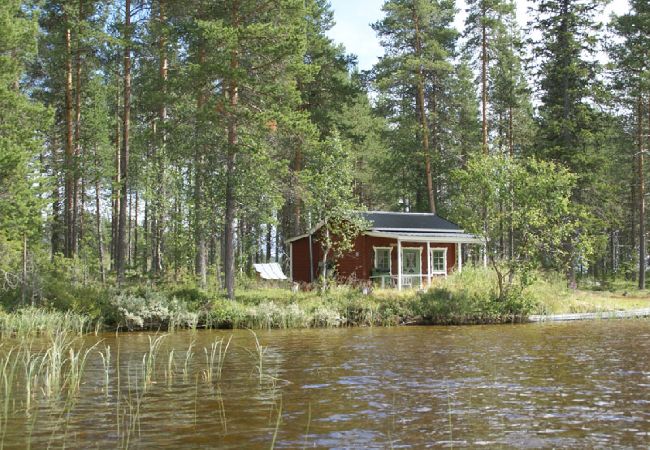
xmin=2 ymin=320 xmax=650 ymax=448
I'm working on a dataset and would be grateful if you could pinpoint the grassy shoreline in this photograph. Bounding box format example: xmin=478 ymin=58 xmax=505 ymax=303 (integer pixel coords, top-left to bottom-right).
xmin=1 ymin=268 xmax=649 ymax=334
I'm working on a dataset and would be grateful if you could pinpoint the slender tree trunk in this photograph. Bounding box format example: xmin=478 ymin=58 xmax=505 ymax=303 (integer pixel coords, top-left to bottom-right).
xmin=293 ymin=142 xmax=303 ymax=235
xmin=134 ymin=191 xmax=138 ymax=270
xmin=631 ymin=170 xmax=637 ymax=282
xmin=266 ymin=224 xmax=272 ymax=262
xmin=117 ymin=0 xmax=131 ymax=283
xmin=640 ymin=97 xmax=647 ymax=289
xmin=508 ymin=106 xmax=514 ymax=157
xmin=508 ymin=106 xmax=514 ymax=259
xmin=481 ymin=5 xmax=489 ymax=155
xmin=73 ymin=0 xmax=84 ymax=256
xmin=151 ymin=0 xmax=167 ymax=276
xmin=225 ymin=4 xmax=240 ymax=299
xmin=430 ymin=77 xmax=439 ymax=212
xmin=111 ymin=84 xmax=121 ymax=270
xmin=194 ymin=43 xmax=208 ymax=288
xmin=413 ymin=10 xmax=435 ymax=214
xmin=51 ymin=135 xmax=64 ymax=257
xmin=22 ymin=234 xmax=27 ymax=305
xmin=128 ymin=189 xmax=132 ymax=266
xmin=64 ymin=24 xmax=75 ymax=257
xmin=143 ymin=200 xmax=148 ymax=273
xmin=93 ymin=145 xmax=105 ymax=283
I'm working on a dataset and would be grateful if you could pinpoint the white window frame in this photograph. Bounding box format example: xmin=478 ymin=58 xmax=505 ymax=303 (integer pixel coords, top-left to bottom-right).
xmin=430 ymin=247 xmax=448 ymax=275
xmin=373 ymin=246 xmax=392 ymax=273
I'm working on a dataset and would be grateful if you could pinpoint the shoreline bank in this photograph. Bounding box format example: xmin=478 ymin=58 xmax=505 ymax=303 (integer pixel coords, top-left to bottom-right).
xmin=529 ymin=308 xmax=650 ymax=323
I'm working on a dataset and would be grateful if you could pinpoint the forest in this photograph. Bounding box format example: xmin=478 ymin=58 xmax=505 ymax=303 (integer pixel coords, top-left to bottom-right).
xmin=1 ymin=0 xmax=649 ymax=311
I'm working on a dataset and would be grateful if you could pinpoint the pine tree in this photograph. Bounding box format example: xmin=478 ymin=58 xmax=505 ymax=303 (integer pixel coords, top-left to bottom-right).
xmin=531 ymin=0 xmax=609 ymax=286
xmin=0 ymin=0 xmax=49 ymax=298
xmin=610 ymin=0 xmax=650 ymax=288
xmin=196 ymin=0 xmax=309 ymax=298
xmin=373 ymin=0 xmax=457 ymax=213
xmin=464 ymin=0 xmax=515 ymax=154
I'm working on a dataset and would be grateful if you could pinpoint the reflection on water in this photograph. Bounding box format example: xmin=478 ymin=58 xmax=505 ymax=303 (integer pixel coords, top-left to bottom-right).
xmin=2 ymin=320 xmax=650 ymax=448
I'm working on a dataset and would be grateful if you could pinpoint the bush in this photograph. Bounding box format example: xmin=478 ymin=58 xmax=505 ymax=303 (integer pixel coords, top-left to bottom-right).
xmin=107 ymin=289 xmax=199 ymax=331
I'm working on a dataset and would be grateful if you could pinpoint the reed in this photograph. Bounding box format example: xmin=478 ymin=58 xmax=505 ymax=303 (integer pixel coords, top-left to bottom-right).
xmin=142 ymin=335 xmax=166 ymax=391
xmin=213 ymin=386 xmax=228 ymax=433
xmin=0 ymin=308 xmax=93 ymax=338
xmin=269 ymin=397 xmax=283 ymax=450
xmin=0 ymin=347 xmax=18 ymax=450
xmin=183 ymin=339 xmax=195 ymax=381
xmin=99 ymin=345 xmax=111 ymax=396
xmin=248 ymin=330 xmax=267 ymax=384
xmin=202 ymin=335 xmax=231 ymax=383
xmin=165 ymin=348 xmax=175 ymax=386
xmin=22 ymin=343 xmax=39 ymax=413
xmin=66 ymin=341 xmax=101 ymax=397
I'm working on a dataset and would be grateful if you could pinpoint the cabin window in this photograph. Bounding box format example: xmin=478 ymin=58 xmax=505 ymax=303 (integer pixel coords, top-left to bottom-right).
xmin=431 ymin=249 xmax=447 ymax=273
xmin=373 ymin=247 xmax=392 ymax=273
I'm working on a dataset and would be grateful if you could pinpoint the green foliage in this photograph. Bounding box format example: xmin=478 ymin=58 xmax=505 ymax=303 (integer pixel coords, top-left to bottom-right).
xmin=0 ymin=0 xmax=50 ymax=284
xmin=107 ymin=290 xmax=195 ymax=330
xmin=372 ymin=0 xmax=459 ymax=212
xmin=452 ymin=154 xmax=593 ymax=299
xmin=301 ymin=133 xmax=367 ymax=286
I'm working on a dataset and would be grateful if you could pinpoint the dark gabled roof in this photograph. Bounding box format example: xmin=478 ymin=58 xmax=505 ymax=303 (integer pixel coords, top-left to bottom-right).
xmin=286 ymin=211 xmax=464 ymax=243
xmin=361 ymin=211 xmax=462 ymax=232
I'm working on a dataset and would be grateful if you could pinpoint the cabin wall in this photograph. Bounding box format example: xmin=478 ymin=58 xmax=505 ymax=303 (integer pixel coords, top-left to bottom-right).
xmin=290 ymin=237 xmax=318 ymax=283
xmin=292 ymin=233 xmax=459 ymax=284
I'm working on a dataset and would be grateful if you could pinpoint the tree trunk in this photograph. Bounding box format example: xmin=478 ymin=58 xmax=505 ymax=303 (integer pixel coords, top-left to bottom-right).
xmin=151 ymin=0 xmax=167 ymax=275
xmin=413 ymin=9 xmax=435 ymax=214
xmin=117 ymin=0 xmax=131 ymax=283
xmin=293 ymin=142 xmax=303 ymax=235
xmin=481 ymin=4 xmax=489 ymax=155
xmin=134 ymin=191 xmax=139 ymax=267
xmin=225 ymin=25 xmax=240 ymax=299
xmin=266 ymin=223 xmax=272 ymax=262
xmin=73 ymin=0 xmax=84 ymax=256
xmin=640 ymin=97 xmax=646 ymax=289
xmin=51 ymin=134 xmax=64 ymax=257
xmin=64 ymin=24 xmax=75 ymax=257
xmin=194 ymin=43 xmax=208 ymax=289
xmin=22 ymin=234 xmax=27 ymax=305
xmin=111 ymin=89 xmax=120 ymax=270
xmin=128 ymin=189 xmax=132 ymax=266
xmin=142 ymin=200 xmax=148 ymax=273
xmin=93 ymin=145 xmax=105 ymax=283
xmin=508 ymin=106 xmax=514 ymax=157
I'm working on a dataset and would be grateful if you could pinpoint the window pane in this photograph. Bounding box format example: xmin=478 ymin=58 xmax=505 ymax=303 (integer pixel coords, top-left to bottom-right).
xmin=432 ymin=250 xmax=445 ymax=272
xmin=375 ymin=249 xmax=390 ymax=272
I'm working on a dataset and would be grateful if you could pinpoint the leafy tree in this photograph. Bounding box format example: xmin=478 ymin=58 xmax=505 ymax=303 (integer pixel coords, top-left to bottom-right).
xmin=452 ymin=155 xmax=592 ymax=300
xmin=301 ymin=133 xmax=366 ymax=289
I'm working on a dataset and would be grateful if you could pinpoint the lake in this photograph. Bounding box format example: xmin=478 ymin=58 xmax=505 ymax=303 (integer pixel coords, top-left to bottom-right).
xmin=2 ymin=320 xmax=650 ymax=448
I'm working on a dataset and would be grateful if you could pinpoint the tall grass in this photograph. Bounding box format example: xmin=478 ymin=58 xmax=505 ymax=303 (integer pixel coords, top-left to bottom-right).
xmin=0 ymin=308 xmax=92 ymax=338
xmin=202 ymin=336 xmax=231 ymax=383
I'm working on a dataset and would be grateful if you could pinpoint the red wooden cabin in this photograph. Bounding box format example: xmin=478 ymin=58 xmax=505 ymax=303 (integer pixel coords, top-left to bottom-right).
xmin=287 ymin=211 xmax=483 ymax=290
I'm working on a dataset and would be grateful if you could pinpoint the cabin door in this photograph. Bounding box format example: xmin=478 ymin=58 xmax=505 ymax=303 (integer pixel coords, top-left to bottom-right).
xmin=401 ymin=248 xmax=421 ymax=288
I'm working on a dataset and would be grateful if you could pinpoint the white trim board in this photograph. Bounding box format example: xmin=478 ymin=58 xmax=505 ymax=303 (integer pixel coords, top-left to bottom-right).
xmin=365 ymin=231 xmax=483 ymax=244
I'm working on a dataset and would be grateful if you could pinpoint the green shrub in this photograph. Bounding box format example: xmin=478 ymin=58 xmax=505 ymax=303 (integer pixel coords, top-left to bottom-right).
xmin=107 ymin=289 xmax=198 ymax=331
